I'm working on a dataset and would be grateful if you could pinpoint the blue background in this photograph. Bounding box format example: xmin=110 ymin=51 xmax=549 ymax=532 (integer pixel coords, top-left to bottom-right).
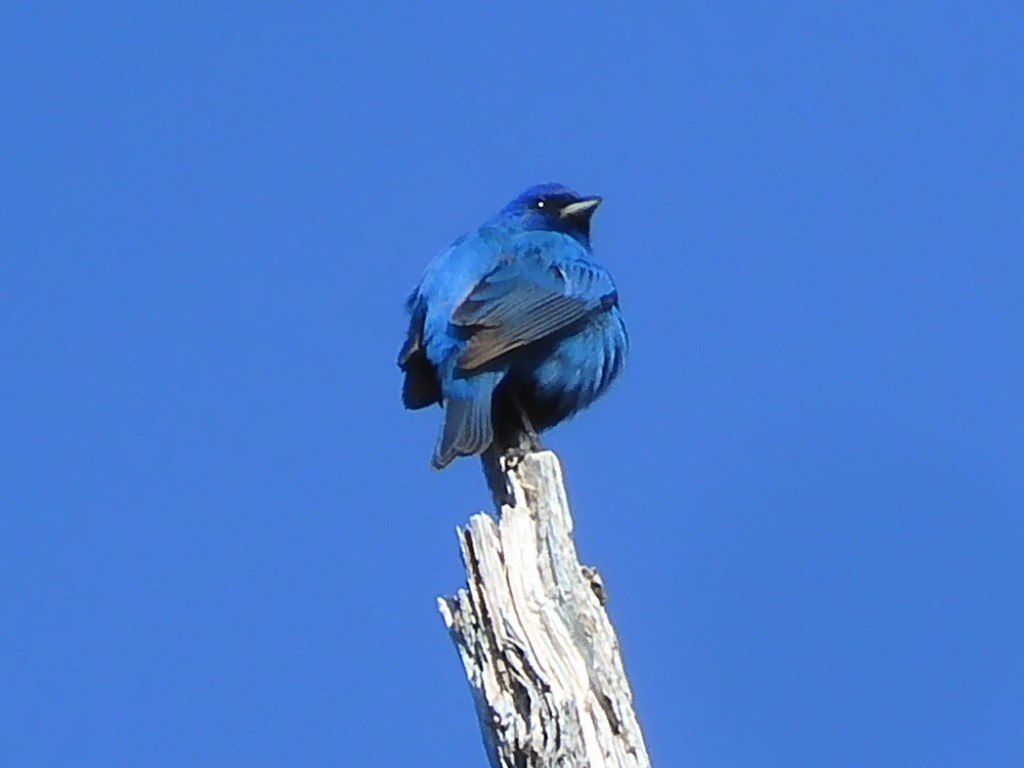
xmin=3 ymin=2 xmax=1022 ymax=765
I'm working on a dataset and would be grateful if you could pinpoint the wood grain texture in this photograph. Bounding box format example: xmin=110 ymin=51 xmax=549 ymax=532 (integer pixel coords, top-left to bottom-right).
xmin=439 ymin=451 xmax=652 ymax=768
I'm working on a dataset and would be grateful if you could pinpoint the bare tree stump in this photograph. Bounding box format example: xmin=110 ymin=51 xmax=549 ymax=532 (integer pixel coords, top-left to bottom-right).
xmin=438 ymin=451 xmax=652 ymax=767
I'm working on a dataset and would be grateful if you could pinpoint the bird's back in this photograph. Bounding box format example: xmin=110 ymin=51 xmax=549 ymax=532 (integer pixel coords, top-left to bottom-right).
xmin=399 ymin=184 xmax=627 ymax=467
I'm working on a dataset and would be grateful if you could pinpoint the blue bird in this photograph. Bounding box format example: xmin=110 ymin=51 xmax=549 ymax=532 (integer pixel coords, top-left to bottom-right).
xmin=399 ymin=183 xmax=628 ymax=468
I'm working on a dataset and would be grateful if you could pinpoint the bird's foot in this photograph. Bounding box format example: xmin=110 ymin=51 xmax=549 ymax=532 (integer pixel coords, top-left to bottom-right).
xmin=508 ymin=391 xmax=543 ymax=450
xmin=500 ymin=428 xmax=545 ymax=469
xmin=501 ymin=444 xmax=529 ymax=470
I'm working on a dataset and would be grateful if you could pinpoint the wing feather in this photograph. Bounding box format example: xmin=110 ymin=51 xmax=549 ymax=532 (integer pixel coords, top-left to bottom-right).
xmin=398 ymin=296 xmax=441 ymax=408
xmin=452 ymin=259 xmax=616 ymax=372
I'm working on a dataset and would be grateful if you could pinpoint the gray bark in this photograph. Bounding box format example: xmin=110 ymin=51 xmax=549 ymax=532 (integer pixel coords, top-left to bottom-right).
xmin=438 ymin=451 xmax=652 ymax=768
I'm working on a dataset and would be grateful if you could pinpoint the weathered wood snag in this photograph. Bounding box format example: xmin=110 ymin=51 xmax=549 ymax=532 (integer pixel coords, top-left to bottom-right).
xmin=438 ymin=450 xmax=652 ymax=768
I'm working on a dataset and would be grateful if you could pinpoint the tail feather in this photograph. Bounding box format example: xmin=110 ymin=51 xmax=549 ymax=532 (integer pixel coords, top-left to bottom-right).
xmin=433 ymin=392 xmax=493 ymax=469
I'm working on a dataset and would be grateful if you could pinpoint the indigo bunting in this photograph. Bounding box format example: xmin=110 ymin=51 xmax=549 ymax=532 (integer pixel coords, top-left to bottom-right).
xmin=399 ymin=183 xmax=627 ymax=468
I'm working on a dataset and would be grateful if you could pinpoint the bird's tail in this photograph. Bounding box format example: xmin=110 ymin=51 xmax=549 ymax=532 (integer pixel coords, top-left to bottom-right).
xmin=433 ymin=389 xmax=493 ymax=469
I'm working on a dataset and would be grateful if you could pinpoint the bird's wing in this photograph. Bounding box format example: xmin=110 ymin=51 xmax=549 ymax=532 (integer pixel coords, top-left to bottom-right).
xmin=451 ymin=257 xmax=617 ymax=372
xmin=398 ymin=292 xmax=442 ymax=409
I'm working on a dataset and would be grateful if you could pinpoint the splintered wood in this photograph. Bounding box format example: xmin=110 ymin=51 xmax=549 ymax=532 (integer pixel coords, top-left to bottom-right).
xmin=438 ymin=452 xmax=652 ymax=768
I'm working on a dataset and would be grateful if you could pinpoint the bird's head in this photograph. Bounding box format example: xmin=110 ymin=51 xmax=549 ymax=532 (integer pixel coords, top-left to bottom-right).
xmin=499 ymin=183 xmax=603 ymax=244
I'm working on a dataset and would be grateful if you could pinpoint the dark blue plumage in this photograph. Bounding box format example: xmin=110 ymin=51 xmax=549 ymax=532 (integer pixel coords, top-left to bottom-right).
xmin=399 ymin=183 xmax=628 ymax=468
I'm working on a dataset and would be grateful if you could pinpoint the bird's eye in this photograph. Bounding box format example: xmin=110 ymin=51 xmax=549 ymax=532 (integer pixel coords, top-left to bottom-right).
xmin=534 ymin=199 xmax=545 ymax=209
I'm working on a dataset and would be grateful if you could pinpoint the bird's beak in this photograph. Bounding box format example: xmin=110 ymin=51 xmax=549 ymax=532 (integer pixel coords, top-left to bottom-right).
xmin=559 ymin=196 xmax=602 ymax=219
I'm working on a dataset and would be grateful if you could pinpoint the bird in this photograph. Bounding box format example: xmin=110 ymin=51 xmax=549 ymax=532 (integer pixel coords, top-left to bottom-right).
xmin=398 ymin=182 xmax=627 ymax=469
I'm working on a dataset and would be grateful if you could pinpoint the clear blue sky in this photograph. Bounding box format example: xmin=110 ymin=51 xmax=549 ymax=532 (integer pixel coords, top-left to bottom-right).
xmin=3 ymin=2 xmax=1022 ymax=766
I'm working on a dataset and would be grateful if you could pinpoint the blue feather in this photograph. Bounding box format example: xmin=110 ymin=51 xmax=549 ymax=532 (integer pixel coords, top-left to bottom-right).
xmin=399 ymin=183 xmax=628 ymax=468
